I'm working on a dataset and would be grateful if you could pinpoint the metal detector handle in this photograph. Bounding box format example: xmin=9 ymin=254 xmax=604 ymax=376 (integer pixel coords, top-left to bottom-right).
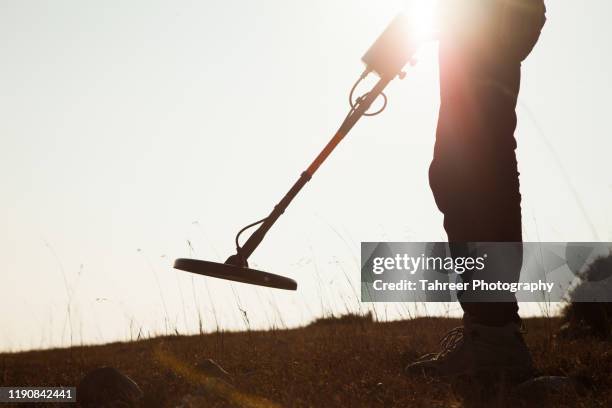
xmin=228 ymin=75 xmax=393 ymax=265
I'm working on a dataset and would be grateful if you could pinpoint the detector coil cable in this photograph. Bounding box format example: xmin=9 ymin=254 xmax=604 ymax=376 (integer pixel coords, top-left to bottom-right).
xmin=349 ymin=69 xmax=388 ymax=116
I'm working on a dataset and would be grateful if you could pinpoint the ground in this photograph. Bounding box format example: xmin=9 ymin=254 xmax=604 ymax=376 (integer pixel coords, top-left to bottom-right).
xmin=1 ymin=316 xmax=610 ymax=407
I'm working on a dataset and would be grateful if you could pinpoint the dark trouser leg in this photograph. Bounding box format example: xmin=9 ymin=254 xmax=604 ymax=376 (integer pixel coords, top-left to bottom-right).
xmin=425 ymin=0 xmax=548 ymax=327
xmin=429 ymin=0 xmax=545 ymax=327
xmin=430 ymin=39 xmax=524 ymax=327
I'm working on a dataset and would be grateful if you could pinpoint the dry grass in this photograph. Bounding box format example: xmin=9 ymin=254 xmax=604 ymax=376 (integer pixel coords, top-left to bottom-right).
xmin=1 ymin=316 xmax=610 ymax=407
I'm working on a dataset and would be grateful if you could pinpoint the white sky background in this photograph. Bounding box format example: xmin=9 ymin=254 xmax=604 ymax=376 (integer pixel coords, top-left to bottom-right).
xmin=1 ymin=0 xmax=610 ymax=351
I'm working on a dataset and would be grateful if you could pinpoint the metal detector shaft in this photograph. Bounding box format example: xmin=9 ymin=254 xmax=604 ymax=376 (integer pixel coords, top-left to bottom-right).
xmin=230 ymin=75 xmax=393 ymax=265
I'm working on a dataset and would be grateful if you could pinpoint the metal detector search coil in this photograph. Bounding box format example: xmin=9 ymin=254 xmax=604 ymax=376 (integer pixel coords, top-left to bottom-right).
xmin=174 ymin=14 xmax=421 ymax=290
xmin=174 ymin=258 xmax=297 ymax=290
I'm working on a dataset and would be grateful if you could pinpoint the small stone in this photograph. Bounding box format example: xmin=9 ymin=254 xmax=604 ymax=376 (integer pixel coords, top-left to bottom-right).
xmin=77 ymin=366 xmax=143 ymax=407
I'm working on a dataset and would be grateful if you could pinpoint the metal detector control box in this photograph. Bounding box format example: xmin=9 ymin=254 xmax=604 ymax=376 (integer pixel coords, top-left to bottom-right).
xmin=361 ymin=14 xmax=418 ymax=79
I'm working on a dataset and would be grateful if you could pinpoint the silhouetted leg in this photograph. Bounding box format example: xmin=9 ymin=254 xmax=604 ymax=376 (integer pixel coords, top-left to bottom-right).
xmin=429 ymin=0 xmax=546 ymax=326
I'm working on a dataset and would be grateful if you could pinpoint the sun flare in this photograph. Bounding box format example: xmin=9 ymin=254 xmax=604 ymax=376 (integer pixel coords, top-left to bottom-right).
xmin=404 ymin=0 xmax=439 ymax=43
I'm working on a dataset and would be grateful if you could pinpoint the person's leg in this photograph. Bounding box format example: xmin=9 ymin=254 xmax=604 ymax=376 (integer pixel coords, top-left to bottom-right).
xmin=430 ymin=48 xmax=523 ymax=326
xmin=406 ymin=0 xmax=546 ymax=378
xmin=430 ymin=0 xmax=546 ymax=327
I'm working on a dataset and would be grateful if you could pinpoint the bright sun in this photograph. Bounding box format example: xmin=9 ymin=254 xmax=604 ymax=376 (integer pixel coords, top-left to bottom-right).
xmin=404 ymin=0 xmax=439 ymax=43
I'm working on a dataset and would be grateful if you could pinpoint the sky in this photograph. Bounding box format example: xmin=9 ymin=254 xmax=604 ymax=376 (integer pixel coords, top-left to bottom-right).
xmin=1 ymin=0 xmax=611 ymax=351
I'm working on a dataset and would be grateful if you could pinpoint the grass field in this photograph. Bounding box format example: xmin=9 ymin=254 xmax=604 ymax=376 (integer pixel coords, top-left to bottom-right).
xmin=1 ymin=316 xmax=610 ymax=407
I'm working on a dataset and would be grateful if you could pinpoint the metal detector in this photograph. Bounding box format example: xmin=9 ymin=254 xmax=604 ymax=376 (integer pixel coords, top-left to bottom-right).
xmin=174 ymin=14 xmax=421 ymax=290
